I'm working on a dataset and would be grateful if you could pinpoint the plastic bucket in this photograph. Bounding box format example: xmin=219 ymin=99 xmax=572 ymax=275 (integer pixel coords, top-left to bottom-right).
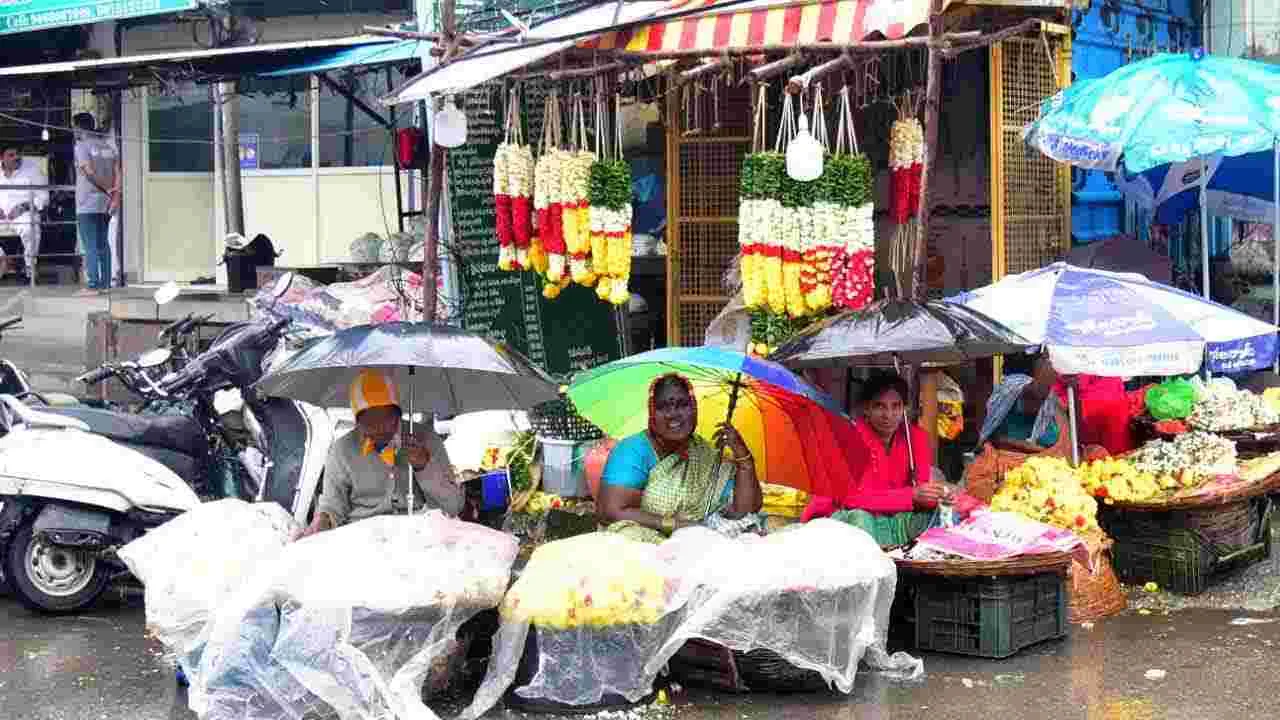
xmin=540 ymin=438 xmax=589 ymax=497
xmin=481 ymin=470 xmax=510 ymax=511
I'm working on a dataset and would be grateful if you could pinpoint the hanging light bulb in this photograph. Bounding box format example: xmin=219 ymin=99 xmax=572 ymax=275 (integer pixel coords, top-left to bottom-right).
xmin=433 ymin=95 xmax=468 ymax=149
xmin=786 ymin=112 xmax=823 ymax=181
xmin=40 ymin=126 xmax=50 ymax=142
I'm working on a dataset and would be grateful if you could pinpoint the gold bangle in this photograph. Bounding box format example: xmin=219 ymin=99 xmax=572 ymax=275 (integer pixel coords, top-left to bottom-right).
xmin=732 ymin=452 xmax=753 ymax=464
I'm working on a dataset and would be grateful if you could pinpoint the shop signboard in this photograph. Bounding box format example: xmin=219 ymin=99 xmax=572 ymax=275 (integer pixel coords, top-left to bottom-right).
xmin=0 ymin=0 xmax=198 ymax=35
xmin=447 ymin=81 xmax=624 ymax=379
xmin=238 ymin=133 xmax=259 ymax=170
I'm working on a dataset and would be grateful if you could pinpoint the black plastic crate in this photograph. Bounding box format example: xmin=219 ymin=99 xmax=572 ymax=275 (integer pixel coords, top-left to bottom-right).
xmin=905 ymin=572 xmax=1068 ymax=659
xmin=1101 ymin=498 xmax=1272 ymax=595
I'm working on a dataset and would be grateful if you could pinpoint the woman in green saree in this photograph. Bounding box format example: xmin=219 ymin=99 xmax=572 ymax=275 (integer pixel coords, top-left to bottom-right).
xmin=597 ymin=374 xmax=763 ymax=543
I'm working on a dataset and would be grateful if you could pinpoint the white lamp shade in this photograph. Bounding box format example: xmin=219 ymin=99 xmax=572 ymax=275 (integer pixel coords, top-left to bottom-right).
xmin=786 ymin=113 xmax=823 ymax=181
xmin=434 ymin=98 xmax=468 ymax=149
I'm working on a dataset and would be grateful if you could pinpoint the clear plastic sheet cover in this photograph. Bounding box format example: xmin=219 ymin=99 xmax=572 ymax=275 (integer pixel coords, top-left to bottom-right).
xmin=459 ymin=533 xmax=687 ymax=718
xmin=462 ymin=523 xmax=921 ymax=718
xmin=195 ymin=511 xmax=517 ymax=720
xmin=652 ymin=521 xmax=923 ymax=692
xmin=116 ymin=499 xmax=298 ymax=679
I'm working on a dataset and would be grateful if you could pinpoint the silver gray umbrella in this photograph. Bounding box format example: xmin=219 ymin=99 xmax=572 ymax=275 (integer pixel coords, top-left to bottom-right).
xmin=255 ymin=322 xmax=559 ymax=416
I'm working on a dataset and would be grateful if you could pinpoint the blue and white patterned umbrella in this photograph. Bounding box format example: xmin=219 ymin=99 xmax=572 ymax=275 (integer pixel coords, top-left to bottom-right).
xmin=1023 ymin=51 xmax=1280 ymax=174
xmin=1114 ymin=150 xmax=1277 ymax=224
xmin=948 ymin=263 xmax=1278 ymax=376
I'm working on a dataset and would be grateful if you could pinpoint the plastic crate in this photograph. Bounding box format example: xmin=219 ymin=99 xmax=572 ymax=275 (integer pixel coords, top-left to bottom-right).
xmin=907 ymin=572 xmax=1068 ymax=659
xmin=1102 ymin=500 xmax=1272 ymax=595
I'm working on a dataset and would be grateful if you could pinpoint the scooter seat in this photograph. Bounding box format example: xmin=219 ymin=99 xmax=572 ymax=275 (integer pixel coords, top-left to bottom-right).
xmin=43 ymin=407 xmax=209 ymax=459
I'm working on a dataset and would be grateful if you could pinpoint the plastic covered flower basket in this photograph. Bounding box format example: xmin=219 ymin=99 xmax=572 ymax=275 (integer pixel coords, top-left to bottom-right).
xmin=193 ymin=513 xmax=517 ymax=720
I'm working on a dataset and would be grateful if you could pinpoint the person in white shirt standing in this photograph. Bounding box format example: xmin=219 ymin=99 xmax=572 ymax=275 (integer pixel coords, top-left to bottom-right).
xmin=73 ymin=113 xmax=118 ymax=295
xmin=0 ymin=143 xmax=49 ymax=281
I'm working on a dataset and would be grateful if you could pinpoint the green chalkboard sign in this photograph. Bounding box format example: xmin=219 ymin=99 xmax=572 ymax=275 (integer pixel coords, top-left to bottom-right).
xmin=447 ymin=83 xmax=624 ymax=379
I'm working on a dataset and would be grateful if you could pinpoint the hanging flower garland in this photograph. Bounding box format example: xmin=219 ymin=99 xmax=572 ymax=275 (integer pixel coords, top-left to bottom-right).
xmin=588 ymin=159 xmax=632 ymax=305
xmin=534 ymin=93 xmax=567 ymax=279
xmin=565 ymin=151 xmax=597 ymax=286
xmin=493 ymin=141 xmax=516 ymax=271
xmin=494 ymin=90 xmax=530 ymax=272
xmin=801 ymin=85 xmax=834 ymax=313
xmin=831 ymin=154 xmax=876 ymax=310
xmin=739 ymin=152 xmax=784 ymax=312
xmin=888 ymin=116 xmax=923 ymax=224
xmin=826 ymin=87 xmax=876 ymax=312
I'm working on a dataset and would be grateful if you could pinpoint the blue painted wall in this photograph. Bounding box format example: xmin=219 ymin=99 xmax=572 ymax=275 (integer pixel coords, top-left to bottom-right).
xmin=1070 ymin=0 xmax=1201 ymax=245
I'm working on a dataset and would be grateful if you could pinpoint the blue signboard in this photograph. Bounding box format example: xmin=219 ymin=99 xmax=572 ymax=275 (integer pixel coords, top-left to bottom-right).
xmin=0 ymin=0 xmax=198 ymax=36
xmin=238 ymin=133 xmax=259 ymax=170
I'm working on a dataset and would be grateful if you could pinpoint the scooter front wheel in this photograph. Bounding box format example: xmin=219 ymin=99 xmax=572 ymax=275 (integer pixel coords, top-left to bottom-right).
xmin=5 ymin=518 xmax=110 ymax=614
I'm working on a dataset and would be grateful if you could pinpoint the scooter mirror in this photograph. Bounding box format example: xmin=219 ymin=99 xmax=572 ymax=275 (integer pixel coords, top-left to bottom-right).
xmin=155 ymin=281 xmax=180 ymax=306
xmin=138 ymin=348 xmax=173 ymax=369
xmin=270 ymin=272 xmax=294 ymax=300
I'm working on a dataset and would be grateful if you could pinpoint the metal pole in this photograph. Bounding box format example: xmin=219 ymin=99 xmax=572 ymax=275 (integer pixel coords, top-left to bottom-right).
xmin=1200 ymin=155 xmax=1210 ymax=300
xmin=218 ymin=81 xmax=245 ymax=236
xmin=407 ymin=366 xmax=416 ymax=517
xmin=1273 ymin=138 xmax=1278 ymax=373
xmin=1067 ymin=384 xmax=1079 ymax=467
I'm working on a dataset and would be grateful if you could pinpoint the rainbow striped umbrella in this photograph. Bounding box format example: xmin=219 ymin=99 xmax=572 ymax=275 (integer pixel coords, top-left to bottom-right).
xmin=566 ymin=346 xmax=857 ymax=498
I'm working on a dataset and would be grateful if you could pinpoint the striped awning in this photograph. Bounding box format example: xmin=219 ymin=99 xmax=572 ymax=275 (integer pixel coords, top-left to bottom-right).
xmin=583 ymin=0 xmax=933 ymax=54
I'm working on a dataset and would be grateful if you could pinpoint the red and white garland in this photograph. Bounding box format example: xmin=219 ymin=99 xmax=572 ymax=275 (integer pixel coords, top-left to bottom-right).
xmin=495 ymin=91 xmax=534 ymax=272
xmin=831 ymin=203 xmax=875 ymax=310
xmin=535 ymin=148 xmax=567 ymax=279
xmin=888 ymin=117 xmax=923 ymax=225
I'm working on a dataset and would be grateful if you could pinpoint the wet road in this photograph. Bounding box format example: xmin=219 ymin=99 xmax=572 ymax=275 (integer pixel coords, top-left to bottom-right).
xmin=2 ymin=588 xmax=1278 ymax=720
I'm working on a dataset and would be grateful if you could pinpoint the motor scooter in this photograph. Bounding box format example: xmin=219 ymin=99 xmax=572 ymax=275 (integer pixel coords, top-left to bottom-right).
xmin=0 ymin=303 xmax=335 ymax=613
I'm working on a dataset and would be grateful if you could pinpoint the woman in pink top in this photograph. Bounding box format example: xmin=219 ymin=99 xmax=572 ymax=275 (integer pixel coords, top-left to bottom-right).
xmin=802 ymin=373 xmax=981 ymax=545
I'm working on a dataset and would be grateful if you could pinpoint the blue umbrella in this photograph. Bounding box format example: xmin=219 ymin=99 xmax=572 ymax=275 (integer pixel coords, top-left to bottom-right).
xmin=1115 ymin=150 xmax=1276 ymax=226
xmin=1023 ymin=50 xmax=1280 ymax=309
xmin=948 ymin=263 xmax=1278 ymax=377
xmin=1024 ymin=52 xmax=1280 ymax=174
xmin=950 ymin=262 xmax=1280 ymax=463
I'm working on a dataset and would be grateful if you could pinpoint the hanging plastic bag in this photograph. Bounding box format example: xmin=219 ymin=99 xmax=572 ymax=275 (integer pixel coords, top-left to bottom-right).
xmin=1145 ymin=377 xmax=1198 ymax=420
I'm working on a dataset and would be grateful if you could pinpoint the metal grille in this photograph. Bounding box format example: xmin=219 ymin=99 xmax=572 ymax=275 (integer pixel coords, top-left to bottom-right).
xmin=667 ymin=79 xmax=752 ymax=346
xmin=993 ymin=33 xmax=1071 ymax=277
xmin=678 ymin=143 xmax=742 ymax=219
xmin=677 ymin=221 xmax=738 ymax=298
xmin=678 ymin=302 xmax=724 ymax=346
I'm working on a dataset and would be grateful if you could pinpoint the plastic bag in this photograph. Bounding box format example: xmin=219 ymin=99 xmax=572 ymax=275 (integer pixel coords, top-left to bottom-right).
xmin=197 ymin=512 xmax=517 ymax=720
xmin=248 ymin=265 xmax=425 ymax=342
xmin=116 ymin=499 xmax=297 ymax=679
xmin=1145 ymin=378 xmax=1198 ymax=420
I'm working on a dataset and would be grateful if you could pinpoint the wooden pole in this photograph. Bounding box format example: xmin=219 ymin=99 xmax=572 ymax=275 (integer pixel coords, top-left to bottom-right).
xmin=940 ymin=19 xmax=1041 ymax=58
xmin=912 ymin=0 xmax=946 ymax=459
xmin=511 ymin=61 xmax=632 ymax=81
xmin=919 ymin=369 xmax=940 ymax=457
xmin=913 ymin=0 xmax=944 ymax=304
xmin=678 ymin=54 xmax=732 ymax=84
xmin=422 ymin=0 xmax=458 ymax=321
xmin=786 ymin=51 xmax=852 ymax=94
xmin=747 ymin=51 xmax=806 ymax=82
xmin=363 ymin=25 xmax=488 ymax=44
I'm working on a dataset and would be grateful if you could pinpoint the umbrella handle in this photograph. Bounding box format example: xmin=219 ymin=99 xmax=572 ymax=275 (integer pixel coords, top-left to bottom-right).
xmin=710 ymin=372 xmax=746 ymax=487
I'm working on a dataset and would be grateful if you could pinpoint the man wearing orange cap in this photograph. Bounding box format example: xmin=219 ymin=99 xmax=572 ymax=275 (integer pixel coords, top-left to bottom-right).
xmin=294 ymin=370 xmax=464 ymax=540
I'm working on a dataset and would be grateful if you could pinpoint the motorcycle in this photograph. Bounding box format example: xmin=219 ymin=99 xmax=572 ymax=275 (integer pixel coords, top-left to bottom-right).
xmin=0 ymin=314 xmax=336 ymax=613
xmin=0 ymin=315 xmax=80 ymax=408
